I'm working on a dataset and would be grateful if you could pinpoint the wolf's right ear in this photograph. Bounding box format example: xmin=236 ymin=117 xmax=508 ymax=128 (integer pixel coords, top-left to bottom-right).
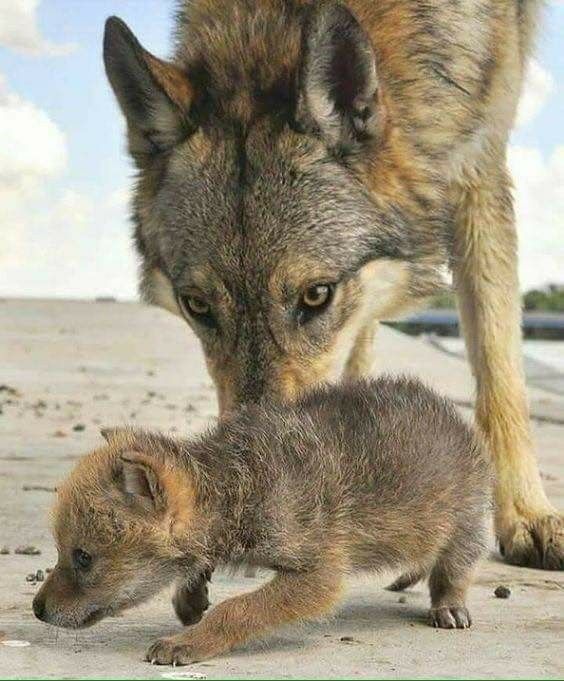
xmin=103 ymin=17 xmax=194 ymax=160
xmin=297 ymin=1 xmax=384 ymax=151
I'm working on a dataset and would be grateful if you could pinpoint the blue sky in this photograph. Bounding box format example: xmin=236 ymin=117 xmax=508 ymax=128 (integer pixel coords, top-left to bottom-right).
xmin=1 ymin=0 xmax=563 ymax=299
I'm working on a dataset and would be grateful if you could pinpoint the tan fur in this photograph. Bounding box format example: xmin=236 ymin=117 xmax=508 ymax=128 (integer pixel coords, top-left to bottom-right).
xmin=143 ymin=53 xmax=194 ymax=110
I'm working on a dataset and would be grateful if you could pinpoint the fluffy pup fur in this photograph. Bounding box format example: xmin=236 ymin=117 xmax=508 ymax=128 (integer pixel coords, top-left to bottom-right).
xmin=34 ymin=377 xmax=490 ymax=665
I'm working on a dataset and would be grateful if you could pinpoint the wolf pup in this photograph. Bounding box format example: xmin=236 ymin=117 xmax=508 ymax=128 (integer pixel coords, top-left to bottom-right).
xmin=34 ymin=377 xmax=490 ymax=666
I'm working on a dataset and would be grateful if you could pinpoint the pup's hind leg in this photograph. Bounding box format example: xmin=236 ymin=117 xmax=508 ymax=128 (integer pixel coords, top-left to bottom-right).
xmin=428 ymin=519 xmax=486 ymax=630
xmin=428 ymin=559 xmax=473 ymax=629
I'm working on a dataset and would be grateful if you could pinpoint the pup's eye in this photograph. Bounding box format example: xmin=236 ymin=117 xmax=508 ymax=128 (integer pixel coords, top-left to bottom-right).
xmin=298 ymin=283 xmax=335 ymax=324
xmin=72 ymin=549 xmax=92 ymax=571
xmin=177 ymin=294 xmax=216 ymax=329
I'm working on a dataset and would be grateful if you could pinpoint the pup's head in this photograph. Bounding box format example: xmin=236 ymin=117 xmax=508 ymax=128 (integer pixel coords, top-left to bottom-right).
xmin=103 ymin=2 xmax=448 ymax=412
xmin=33 ymin=429 xmax=196 ymax=629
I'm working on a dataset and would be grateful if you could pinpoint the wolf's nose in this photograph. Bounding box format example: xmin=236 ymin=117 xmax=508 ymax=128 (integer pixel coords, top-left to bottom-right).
xmin=32 ymin=595 xmax=45 ymax=621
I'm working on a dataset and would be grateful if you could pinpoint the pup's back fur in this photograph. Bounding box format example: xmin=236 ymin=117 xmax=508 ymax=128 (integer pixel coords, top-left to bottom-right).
xmin=34 ymin=377 xmax=491 ymax=665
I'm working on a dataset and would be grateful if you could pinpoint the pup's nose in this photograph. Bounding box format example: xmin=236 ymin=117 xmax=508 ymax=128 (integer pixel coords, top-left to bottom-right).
xmin=32 ymin=595 xmax=46 ymax=621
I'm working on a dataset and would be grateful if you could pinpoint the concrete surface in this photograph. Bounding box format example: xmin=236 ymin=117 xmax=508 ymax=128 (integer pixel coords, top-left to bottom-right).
xmin=431 ymin=337 xmax=564 ymax=397
xmin=0 ymin=299 xmax=563 ymax=680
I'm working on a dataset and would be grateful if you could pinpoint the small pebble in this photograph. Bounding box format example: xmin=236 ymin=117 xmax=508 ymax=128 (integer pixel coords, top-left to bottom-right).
xmin=398 ymin=595 xmax=407 ymax=604
xmin=494 ymin=585 xmax=511 ymax=599
xmin=0 ymin=546 xmax=9 ymax=555
xmin=73 ymin=423 xmax=86 ymax=432
xmin=35 ymin=569 xmax=45 ymax=582
xmin=15 ymin=545 xmax=41 ymax=556
xmin=53 ymin=430 xmax=67 ymax=438
xmin=22 ymin=485 xmax=56 ymax=492
xmin=340 ymin=636 xmax=354 ymax=643
xmin=0 ymin=385 xmax=20 ymax=396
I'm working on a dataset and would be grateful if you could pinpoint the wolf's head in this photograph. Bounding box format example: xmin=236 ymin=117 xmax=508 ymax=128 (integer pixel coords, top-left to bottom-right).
xmin=103 ymin=1 xmax=448 ymax=412
xmin=32 ymin=430 xmax=200 ymax=629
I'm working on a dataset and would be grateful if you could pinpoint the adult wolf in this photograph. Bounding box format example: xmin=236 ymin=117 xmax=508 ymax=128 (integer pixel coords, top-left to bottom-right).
xmin=103 ymin=0 xmax=563 ymax=578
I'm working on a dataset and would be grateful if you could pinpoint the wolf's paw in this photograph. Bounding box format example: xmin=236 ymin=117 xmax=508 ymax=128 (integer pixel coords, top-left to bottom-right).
xmin=429 ymin=606 xmax=471 ymax=629
xmin=498 ymin=513 xmax=564 ymax=570
xmin=146 ymin=632 xmax=218 ymax=666
xmin=173 ymin=580 xmax=210 ymax=626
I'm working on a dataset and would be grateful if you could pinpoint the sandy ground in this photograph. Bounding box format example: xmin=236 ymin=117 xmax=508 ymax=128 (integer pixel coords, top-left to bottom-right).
xmin=1 ymin=299 xmax=563 ymax=680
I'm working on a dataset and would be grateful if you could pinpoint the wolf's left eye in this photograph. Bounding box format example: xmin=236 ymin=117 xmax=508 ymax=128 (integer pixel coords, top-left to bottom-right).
xmin=73 ymin=549 xmax=92 ymax=571
xmin=177 ymin=294 xmax=216 ymax=329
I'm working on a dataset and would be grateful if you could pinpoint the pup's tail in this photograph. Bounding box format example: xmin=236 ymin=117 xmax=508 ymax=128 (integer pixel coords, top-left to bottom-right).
xmin=386 ymin=570 xmax=425 ymax=592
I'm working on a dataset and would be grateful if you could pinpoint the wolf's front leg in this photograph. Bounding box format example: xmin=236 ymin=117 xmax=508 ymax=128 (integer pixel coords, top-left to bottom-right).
xmin=344 ymin=319 xmax=379 ymax=379
xmin=452 ymin=159 xmax=563 ymax=570
xmin=148 ymin=566 xmax=343 ymax=665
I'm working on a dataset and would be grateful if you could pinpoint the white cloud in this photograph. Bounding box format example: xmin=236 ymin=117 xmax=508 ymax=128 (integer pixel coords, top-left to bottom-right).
xmin=0 ymin=73 xmax=136 ymax=299
xmin=0 ymin=71 xmax=68 ymax=269
xmin=516 ymin=59 xmax=555 ymax=128
xmin=509 ymin=145 xmax=564 ymax=290
xmin=0 ymin=0 xmax=76 ymax=56
xmin=0 ymin=74 xmax=67 ymax=181
xmin=0 ymin=183 xmax=138 ymax=299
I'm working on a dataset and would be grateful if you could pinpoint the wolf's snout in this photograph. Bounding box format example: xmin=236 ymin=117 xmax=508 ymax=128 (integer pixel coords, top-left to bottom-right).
xmin=32 ymin=594 xmax=46 ymax=621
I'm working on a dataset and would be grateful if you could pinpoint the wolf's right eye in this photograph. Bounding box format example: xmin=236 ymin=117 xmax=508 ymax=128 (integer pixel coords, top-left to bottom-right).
xmin=297 ymin=283 xmax=335 ymax=325
xmin=73 ymin=548 xmax=92 ymax=571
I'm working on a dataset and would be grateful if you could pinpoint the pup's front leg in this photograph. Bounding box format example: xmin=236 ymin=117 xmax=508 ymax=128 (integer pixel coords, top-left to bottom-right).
xmin=172 ymin=572 xmax=211 ymax=626
xmin=147 ymin=566 xmax=343 ymax=666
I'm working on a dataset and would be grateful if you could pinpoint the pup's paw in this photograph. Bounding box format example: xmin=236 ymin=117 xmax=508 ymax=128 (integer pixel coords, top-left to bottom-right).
xmin=146 ymin=635 xmax=199 ymax=666
xmin=146 ymin=632 xmax=221 ymax=666
xmin=498 ymin=513 xmax=564 ymax=570
xmin=429 ymin=606 xmax=471 ymax=629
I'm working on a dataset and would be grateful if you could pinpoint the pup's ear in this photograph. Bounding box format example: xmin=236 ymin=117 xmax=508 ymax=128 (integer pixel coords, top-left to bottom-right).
xmin=120 ymin=450 xmax=165 ymax=513
xmin=119 ymin=449 xmax=194 ymax=532
xmin=103 ymin=16 xmax=194 ymax=161
xmin=297 ymin=0 xmax=383 ymax=150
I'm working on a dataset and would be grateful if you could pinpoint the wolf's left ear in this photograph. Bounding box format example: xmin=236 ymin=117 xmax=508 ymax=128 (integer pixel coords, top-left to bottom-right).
xmin=297 ymin=0 xmax=382 ymax=149
xmin=103 ymin=16 xmax=194 ymax=161
xmin=120 ymin=451 xmax=165 ymax=512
